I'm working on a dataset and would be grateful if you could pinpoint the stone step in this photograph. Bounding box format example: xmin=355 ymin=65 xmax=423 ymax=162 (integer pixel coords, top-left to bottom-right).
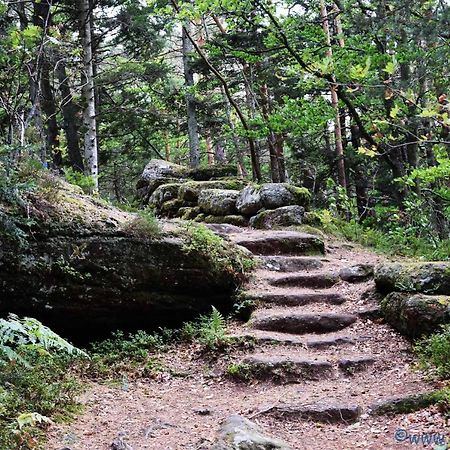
xmin=337 ymin=356 xmax=377 ymax=374
xmin=232 ymin=231 xmax=325 ymax=256
xmin=243 ymin=291 xmax=346 ymax=307
xmin=268 ymin=273 xmax=340 ymax=289
xmin=229 ymin=330 xmax=365 ymax=349
xmin=258 ymin=255 xmax=323 ymax=272
xmin=236 ymin=355 xmax=334 ymax=382
xmin=249 ymin=312 xmax=358 ymax=334
xmin=262 ymin=402 xmax=362 ymax=424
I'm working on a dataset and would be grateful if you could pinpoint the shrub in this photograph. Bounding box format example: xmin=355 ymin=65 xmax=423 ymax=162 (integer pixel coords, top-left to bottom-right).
xmin=122 ymin=207 xmax=160 ymax=238
xmin=416 ymin=325 xmax=450 ymax=379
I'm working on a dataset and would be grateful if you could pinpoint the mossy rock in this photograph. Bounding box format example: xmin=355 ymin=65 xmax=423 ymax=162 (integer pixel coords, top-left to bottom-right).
xmin=375 ymin=262 xmax=450 ymax=295
xmin=259 ymin=183 xmax=311 ymax=210
xmin=177 ymin=206 xmax=202 ymax=220
xmin=178 ymin=179 xmax=246 ymax=203
xmin=249 ymin=206 xmax=305 ymax=229
xmin=159 ymin=199 xmax=192 ymax=217
xmin=189 ymin=164 xmax=238 ymax=181
xmin=204 ymin=215 xmax=248 ymax=227
xmin=198 ymin=189 xmax=240 ymax=216
xmin=381 ymin=292 xmax=450 ymax=337
xmin=148 ymin=183 xmax=182 ymax=208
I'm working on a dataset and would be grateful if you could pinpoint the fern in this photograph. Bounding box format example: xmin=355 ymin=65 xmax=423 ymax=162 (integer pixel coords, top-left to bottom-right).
xmin=0 ymin=314 xmax=87 ymax=367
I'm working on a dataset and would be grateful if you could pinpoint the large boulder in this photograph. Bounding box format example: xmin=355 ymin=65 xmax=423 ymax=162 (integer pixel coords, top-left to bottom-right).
xmin=236 ymin=186 xmax=263 ymax=216
xmin=0 ymin=178 xmax=248 ymax=341
xmin=136 ymin=160 xmax=189 ymax=203
xmin=198 ymin=189 xmax=240 ymax=216
xmin=211 ymin=415 xmax=292 ymax=450
xmin=178 ymin=179 xmax=245 ymax=203
xmin=381 ymin=292 xmax=450 ymax=337
xmin=249 ymin=205 xmax=305 ymax=229
xmin=375 ymin=262 xmax=450 ymax=295
xmin=259 ymin=183 xmax=311 ymax=210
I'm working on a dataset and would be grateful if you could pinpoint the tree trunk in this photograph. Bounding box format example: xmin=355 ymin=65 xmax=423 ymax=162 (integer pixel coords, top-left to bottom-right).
xmin=80 ymin=0 xmax=99 ymax=192
xmin=320 ymin=0 xmax=347 ymax=190
xmin=205 ymin=132 xmax=215 ymax=166
xmin=182 ymin=23 xmax=200 ymax=168
xmin=56 ymin=60 xmax=84 ymax=172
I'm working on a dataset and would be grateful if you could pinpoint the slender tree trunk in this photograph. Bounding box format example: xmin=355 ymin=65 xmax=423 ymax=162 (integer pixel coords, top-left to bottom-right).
xmin=182 ymin=22 xmax=200 ymax=168
xmin=80 ymin=0 xmax=99 ymax=192
xmin=205 ymin=132 xmax=215 ymax=165
xmin=164 ymin=130 xmax=171 ymax=161
xmin=320 ymin=0 xmax=346 ymax=190
xmin=56 ymin=60 xmax=84 ymax=172
xmin=41 ymin=57 xmax=61 ymax=168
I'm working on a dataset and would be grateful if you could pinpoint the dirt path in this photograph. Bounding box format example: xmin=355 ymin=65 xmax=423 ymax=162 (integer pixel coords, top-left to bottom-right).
xmin=47 ymin=228 xmax=448 ymax=449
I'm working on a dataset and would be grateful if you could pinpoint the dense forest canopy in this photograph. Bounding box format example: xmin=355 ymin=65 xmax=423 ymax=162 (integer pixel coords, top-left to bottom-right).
xmin=0 ymin=0 xmax=449 ymax=248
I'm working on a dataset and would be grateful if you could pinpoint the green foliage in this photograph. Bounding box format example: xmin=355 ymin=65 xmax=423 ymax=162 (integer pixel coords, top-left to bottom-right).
xmin=181 ymin=307 xmax=230 ymax=351
xmin=85 ymin=329 xmax=170 ymax=379
xmin=416 ymin=325 xmax=450 ymax=379
xmin=227 ymin=362 xmax=252 ymax=381
xmin=182 ymin=222 xmax=254 ymax=277
xmin=63 ymin=168 xmax=95 ymax=193
xmin=317 ymin=209 xmax=450 ymax=261
xmin=0 ymin=314 xmax=87 ymax=368
xmin=0 ymin=315 xmax=85 ymax=449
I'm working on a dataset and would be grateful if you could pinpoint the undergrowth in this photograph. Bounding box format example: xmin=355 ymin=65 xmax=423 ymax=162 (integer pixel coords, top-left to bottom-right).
xmin=182 ymin=222 xmax=254 ymax=278
xmin=317 ymin=210 xmax=450 ymax=261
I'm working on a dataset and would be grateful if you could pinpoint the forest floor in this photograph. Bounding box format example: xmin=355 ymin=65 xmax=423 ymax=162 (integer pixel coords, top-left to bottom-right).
xmin=47 ymin=228 xmax=449 ymax=450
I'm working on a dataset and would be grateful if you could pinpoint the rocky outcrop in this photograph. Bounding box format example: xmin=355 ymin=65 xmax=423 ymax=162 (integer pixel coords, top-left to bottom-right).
xmin=374 ymin=262 xmax=450 ymax=337
xmin=0 ymin=179 xmax=249 ymax=341
xmin=249 ymin=206 xmax=304 ymax=229
xmin=381 ymin=292 xmax=450 ymax=337
xmin=210 ymin=415 xmax=292 ymax=450
xmin=137 ymin=160 xmax=312 ymax=229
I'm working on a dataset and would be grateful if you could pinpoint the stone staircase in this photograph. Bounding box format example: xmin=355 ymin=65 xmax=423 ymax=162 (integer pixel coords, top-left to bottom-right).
xmin=212 ymin=226 xmax=437 ymax=431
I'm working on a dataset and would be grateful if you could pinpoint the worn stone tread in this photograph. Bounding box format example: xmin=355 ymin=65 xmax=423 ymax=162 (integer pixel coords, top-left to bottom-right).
xmin=263 ymin=402 xmax=362 ymax=424
xmin=258 ymin=255 xmax=323 ymax=272
xmin=242 ymin=290 xmax=346 ymax=307
xmin=249 ymin=312 xmax=358 ymax=334
xmin=267 ymin=273 xmax=340 ymax=289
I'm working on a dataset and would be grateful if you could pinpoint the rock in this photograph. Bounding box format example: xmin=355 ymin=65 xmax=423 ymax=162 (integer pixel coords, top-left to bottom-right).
xmin=340 ymin=264 xmax=374 ymax=283
xmin=243 ymin=291 xmax=345 ymax=307
xmin=302 ymin=211 xmax=322 ymax=226
xmin=236 ymin=186 xmax=263 ymax=216
xmin=178 ymin=179 xmax=245 ymax=203
xmin=375 ymin=261 xmax=450 ymax=295
xmin=259 ymin=183 xmax=311 ymax=210
xmin=148 ymin=183 xmax=182 ymax=208
xmin=381 ymin=292 xmax=450 ymax=337
xmin=369 ymin=391 xmax=441 ymax=415
xmin=264 ymin=403 xmax=361 ymax=424
xmin=189 ymin=164 xmax=238 ymax=181
xmin=0 ymin=183 xmax=245 ymax=342
xmin=268 ymin=272 xmax=340 ymax=289
xmin=139 ymin=159 xmax=189 ymax=182
xmin=249 ymin=205 xmax=305 ymax=229
xmin=177 ymin=206 xmax=202 ymax=220
xmin=136 ymin=160 xmax=189 ymax=203
xmin=338 ymin=356 xmax=376 ymax=374
xmin=159 ymin=198 xmax=191 ymax=217
xmin=233 ymin=231 xmax=325 ymax=256
xmin=198 ymin=189 xmax=240 ymax=216
xmin=239 ymin=355 xmax=333 ymax=382
xmin=210 ymin=415 xmax=292 ymax=450
xmin=259 ymin=255 xmax=323 ymax=272
xmin=204 ymin=215 xmax=249 ymax=227
xmin=250 ymin=312 xmax=358 ymax=334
